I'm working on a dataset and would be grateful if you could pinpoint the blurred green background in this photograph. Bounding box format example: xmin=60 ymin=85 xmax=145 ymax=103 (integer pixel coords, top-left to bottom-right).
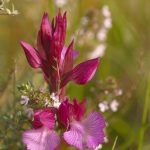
xmin=0 ymin=0 xmax=150 ymax=149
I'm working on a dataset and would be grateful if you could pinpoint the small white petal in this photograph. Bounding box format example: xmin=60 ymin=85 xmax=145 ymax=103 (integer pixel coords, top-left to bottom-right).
xmin=53 ymin=101 xmax=61 ymax=108
xmin=115 ymin=89 xmax=123 ymax=96
xmin=104 ymin=137 xmax=109 ymax=143
xmin=104 ymin=17 xmax=112 ymax=28
xmin=98 ymin=101 xmax=109 ymax=112
xmin=102 ymin=5 xmax=111 ymax=17
xmin=87 ymin=44 xmax=106 ymax=59
xmin=94 ymin=144 xmax=103 ymax=150
xmin=54 ymin=0 xmax=68 ymax=7
xmin=24 ymin=108 xmax=34 ymax=118
xmin=21 ymin=95 xmax=29 ymax=105
xmin=110 ymin=100 xmax=119 ymax=112
xmin=97 ymin=28 xmax=107 ymax=41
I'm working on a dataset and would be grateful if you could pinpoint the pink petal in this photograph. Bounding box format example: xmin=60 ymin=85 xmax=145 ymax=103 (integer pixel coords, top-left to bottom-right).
xmin=60 ymin=72 xmax=72 ymax=88
xmin=31 ymin=108 xmax=55 ymax=130
xmin=50 ymin=12 xmax=67 ymax=64
xmin=63 ymin=121 xmax=85 ymax=150
xmin=20 ymin=41 xmax=42 ymax=68
xmin=61 ymin=47 xmax=78 ymax=66
xmin=71 ymin=99 xmax=84 ymax=121
xmin=22 ymin=126 xmax=60 ymax=150
xmin=37 ymin=13 xmax=52 ymax=60
xmin=64 ymin=111 xmax=106 ymax=149
xmin=83 ymin=111 xmax=106 ymax=148
xmin=60 ymin=47 xmax=67 ymax=65
xmin=61 ymin=40 xmax=74 ymax=75
xmin=58 ymin=101 xmax=69 ymax=127
xmin=72 ymin=58 xmax=100 ymax=84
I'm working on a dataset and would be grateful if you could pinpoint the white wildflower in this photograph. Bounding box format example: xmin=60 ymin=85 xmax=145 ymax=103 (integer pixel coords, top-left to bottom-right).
xmin=115 ymin=89 xmax=123 ymax=96
xmin=24 ymin=108 xmax=34 ymax=118
xmin=110 ymin=100 xmax=119 ymax=112
xmin=94 ymin=144 xmax=102 ymax=150
xmin=39 ymin=86 xmax=46 ymax=92
xmin=20 ymin=95 xmax=29 ymax=105
xmin=88 ymin=44 xmax=106 ymax=59
xmin=54 ymin=0 xmax=68 ymax=7
xmin=50 ymin=93 xmax=61 ymax=108
xmin=102 ymin=5 xmax=111 ymax=18
xmin=44 ymin=98 xmax=50 ymax=107
xmin=97 ymin=28 xmax=107 ymax=41
xmin=98 ymin=101 xmax=109 ymax=112
xmin=104 ymin=17 xmax=112 ymax=29
xmin=104 ymin=137 xmax=109 ymax=143
xmin=53 ymin=101 xmax=61 ymax=108
xmin=50 ymin=93 xmax=59 ymax=101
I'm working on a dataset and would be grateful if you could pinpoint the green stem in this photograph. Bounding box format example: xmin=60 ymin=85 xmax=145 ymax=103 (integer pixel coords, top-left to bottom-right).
xmin=138 ymin=75 xmax=150 ymax=150
xmin=112 ymin=136 xmax=118 ymax=150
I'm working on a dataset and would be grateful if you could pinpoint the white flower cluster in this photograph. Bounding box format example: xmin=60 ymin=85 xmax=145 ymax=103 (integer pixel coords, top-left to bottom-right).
xmin=99 ymin=99 xmax=119 ymax=112
xmin=88 ymin=5 xmax=112 ymax=59
xmin=20 ymin=86 xmax=49 ymax=118
xmin=54 ymin=0 xmax=68 ymax=7
xmin=98 ymin=89 xmax=122 ymax=112
xmin=20 ymin=95 xmax=34 ymax=118
xmin=50 ymin=92 xmax=61 ymax=108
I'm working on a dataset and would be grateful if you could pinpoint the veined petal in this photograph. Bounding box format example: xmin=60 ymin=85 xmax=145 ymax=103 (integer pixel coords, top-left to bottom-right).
xmin=83 ymin=111 xmax=106 ymax=149
xmin=31 ymin=108 xmax=55 ymax=130
xmin=20 ymin=41 xmax=42 ymax=68
xmin=72 ymin=58 xmax=100 ymax=84
xmin=64 ymin=111 xmax=106 ymax=150
xmin=63 ymin=121 xmax=85 ymax=150
xmin=37 ymin=13 xmax=52 ymax=59
xmin=22 ymin=126 xmax=60 ymax=150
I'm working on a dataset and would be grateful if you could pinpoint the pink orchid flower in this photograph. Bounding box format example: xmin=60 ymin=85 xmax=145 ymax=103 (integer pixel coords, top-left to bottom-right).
xmin=22 ymin=108 xmax=60 ymax=150
xmin=20 ymin=12 xmax=100 ymax=94
xmin=58 ymin=98 xmax=106 ymax=150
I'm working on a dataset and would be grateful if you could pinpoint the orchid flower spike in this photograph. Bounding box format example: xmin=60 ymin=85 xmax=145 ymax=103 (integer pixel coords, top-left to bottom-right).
xmin=20 ymin=11 xmax=100 ymax=94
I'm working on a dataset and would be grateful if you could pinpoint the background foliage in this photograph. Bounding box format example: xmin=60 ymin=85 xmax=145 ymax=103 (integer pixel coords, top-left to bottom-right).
xmin=0 ymin=0 xmax=150 ymax=149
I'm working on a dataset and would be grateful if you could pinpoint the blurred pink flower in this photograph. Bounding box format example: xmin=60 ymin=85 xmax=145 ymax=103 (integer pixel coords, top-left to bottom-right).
xmin=22 ymin=108 xmax=60 ymax=150
xmin=58 ymin=98 xmax=106 ymax=149
xmin=20 ymin=12 xmax=100 ymax=94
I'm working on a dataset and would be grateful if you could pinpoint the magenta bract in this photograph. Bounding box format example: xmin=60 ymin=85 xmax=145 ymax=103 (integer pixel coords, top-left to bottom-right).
xmin=58 ymin=98 xmax=85 ymax=127
xmin=20 ymin=12 xmax=100 ymax=94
